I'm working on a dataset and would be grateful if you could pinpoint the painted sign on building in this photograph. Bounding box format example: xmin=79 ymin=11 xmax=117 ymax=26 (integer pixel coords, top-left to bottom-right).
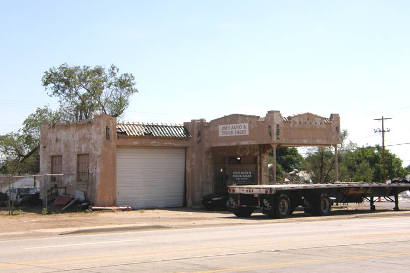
xmin=230 ymin=170 xmax=256 ymax=185
xmin=219 ymin=123 xmax=249 ymax=137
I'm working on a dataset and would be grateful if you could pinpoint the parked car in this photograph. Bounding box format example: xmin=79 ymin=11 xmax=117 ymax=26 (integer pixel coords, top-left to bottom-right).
xmin=8 ymin=187 xmax=39 ymax=205
xmin=0 ymin=192 xmax=8 ymax=207
xmin=202 ymin=193 xmax=228 ymax=210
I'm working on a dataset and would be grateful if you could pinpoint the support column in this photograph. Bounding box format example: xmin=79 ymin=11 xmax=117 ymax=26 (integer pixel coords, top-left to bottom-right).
xmin=370 ymin=197 xmax=375 ymax=211
xmin=271 ymin=144 xmax=277 ymax=184
xmin=257 ymin=146 xmax=261 ymax=185
xmin=260 ymin=146 xmax=270 ymax=185
xmin=334 ymin=145 xmax=339 ymax=182
xmin=394 ymin=193 xmax=399 ymax=211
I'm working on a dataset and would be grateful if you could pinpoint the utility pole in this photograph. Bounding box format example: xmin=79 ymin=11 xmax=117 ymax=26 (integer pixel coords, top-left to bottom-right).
xmin=374 ymin=116 xmax=391 ymax=183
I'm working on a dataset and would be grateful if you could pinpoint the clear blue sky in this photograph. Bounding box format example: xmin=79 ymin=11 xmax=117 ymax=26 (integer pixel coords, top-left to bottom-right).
xmin=1 ymin=1 xmax=410 ymax=165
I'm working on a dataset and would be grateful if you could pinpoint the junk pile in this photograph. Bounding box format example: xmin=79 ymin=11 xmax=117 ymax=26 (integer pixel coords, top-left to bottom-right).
xmin=47 ymin=189 xmax=90 ymax=212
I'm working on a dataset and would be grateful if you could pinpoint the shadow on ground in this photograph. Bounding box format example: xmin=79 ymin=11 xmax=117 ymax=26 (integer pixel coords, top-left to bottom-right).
xmin=220 ymin=207 xmax=410 ymax=220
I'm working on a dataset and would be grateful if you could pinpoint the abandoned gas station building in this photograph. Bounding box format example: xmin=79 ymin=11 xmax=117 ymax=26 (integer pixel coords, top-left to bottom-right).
xmin=40 ymin=111 xmax=340 ymax=208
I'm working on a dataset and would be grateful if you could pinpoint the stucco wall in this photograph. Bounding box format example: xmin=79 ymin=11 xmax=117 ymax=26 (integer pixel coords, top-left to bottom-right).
xmin=192 ymin=111 xmax=340 ymax=148
xmin=95 ymin=116 xmax=117 ymax=206
xmin=184 ymin=119 xmax=210 ymax=207
xmin=280 ymin=113 xmax=340 ymax=145
xmin=40 ymin=115 xmax=117 ymax=205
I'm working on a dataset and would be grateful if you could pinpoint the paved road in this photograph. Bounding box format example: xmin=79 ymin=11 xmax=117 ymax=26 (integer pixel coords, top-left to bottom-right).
xmin=1 ymin=212 xmax=410 ymax=272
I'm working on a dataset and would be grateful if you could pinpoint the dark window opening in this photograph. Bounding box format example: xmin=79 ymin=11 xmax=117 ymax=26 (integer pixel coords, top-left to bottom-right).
xmin=77 ymin=154 xmax=89 ymax=182
xmin=106 ymin=126 xmax=110 ymax=140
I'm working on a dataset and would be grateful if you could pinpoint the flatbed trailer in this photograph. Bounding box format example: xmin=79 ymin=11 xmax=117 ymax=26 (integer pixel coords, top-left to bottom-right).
xmin=227 ymin=183 xmax=410 ymax=218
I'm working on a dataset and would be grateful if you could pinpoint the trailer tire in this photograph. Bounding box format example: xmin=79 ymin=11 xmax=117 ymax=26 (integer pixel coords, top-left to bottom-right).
xmin=311 ymin=195 xmax=331 ymax=216
xmin=261 ymin=197 xmax=276 ymax=218
xmin=233 ymin=207 xmax=254 ymax=218
xmin=274 ymin=194 xmax=291 ymax=218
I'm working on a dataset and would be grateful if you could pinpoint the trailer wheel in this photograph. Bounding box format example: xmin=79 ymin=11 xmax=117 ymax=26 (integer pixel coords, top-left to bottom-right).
xmin=311 ymin=195 xmax=331 ymax=216
xmin=274 ymin=194 xmax=291 ymax=218
xmin=233 ymin=207 xmax=254 ymax=218
xmin=262 ymin=197 xmax=275 ymax=218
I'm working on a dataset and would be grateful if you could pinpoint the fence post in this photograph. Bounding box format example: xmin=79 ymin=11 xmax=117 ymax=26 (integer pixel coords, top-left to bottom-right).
xmin=41 ymin=175 xmax=48 ymax=213
xmin=8 ymin=175 xmax=11 ymax=215
xmin=45 ymin=175 xmax=48 ymax=213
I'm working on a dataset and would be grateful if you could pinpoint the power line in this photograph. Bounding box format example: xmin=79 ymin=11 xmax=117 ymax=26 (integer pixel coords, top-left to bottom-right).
xmin=298 ymin=143 xmax=410 ymax=159
xmin=386 ymin=142 xmax=410 ymax=147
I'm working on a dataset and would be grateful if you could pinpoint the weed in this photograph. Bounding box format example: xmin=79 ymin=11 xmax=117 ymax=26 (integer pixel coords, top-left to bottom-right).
xmin=12 ymin=209 xmax=23 ymax=215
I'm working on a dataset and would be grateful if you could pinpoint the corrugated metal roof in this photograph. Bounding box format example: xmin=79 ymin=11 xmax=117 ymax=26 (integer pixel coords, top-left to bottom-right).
xmin=117 ymin=122 xmax=191 ymax=138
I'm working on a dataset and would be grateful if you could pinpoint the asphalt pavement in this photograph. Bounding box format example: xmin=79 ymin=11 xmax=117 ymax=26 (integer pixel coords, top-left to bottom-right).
xmin=1 ymin=209 xmax=410 ymax=272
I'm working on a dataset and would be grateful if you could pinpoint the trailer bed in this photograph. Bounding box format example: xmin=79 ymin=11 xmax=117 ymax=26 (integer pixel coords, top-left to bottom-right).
xmin=227 ymin=183 xmax=410 ymax=218
xmin=228 ymin=183 xmax=410 ymax=194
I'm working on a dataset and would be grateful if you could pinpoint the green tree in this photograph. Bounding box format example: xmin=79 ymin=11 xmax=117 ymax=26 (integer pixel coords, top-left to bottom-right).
xmin=42 ymin=64 xmax=138 ymax=121
xmin=306 ymin=144 xmax=408 ymax=183
xmin=341 ymin=146 xmax=407 ymax=182
xmin=21 ymin=106 xmax=61 ymax=148
xmin=270 ymin=147 xmax=304 ymax=180
xmin=303 ymin=147 xmax=335 ymax=183
xmin=0 ymin=133 xmax=32 ymax=174
xmin=0 ymin=106 xmax=59 ymax=174
xmin=384 ymin=148 xmax=408 ymax=180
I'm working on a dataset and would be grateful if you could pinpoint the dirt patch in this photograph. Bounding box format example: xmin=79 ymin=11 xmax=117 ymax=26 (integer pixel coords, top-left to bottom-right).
xmin=0 ymin=202 xmax=409 ymax=239
xmin=0 ymin=208 xmax=230 ymax=234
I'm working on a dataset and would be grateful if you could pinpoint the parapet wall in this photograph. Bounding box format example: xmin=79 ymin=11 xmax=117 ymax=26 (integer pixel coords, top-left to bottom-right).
xmin=186 ymin=111 xmax=340 ymax=148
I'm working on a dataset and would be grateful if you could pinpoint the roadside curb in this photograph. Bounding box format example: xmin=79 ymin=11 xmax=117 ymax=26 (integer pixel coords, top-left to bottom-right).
xmin=60 ymin=224 xmax=170 ymax=235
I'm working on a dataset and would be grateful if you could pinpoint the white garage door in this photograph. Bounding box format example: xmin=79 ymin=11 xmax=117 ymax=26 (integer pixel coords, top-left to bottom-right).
xmin=116 ymin=148 xmax=186 ymax=209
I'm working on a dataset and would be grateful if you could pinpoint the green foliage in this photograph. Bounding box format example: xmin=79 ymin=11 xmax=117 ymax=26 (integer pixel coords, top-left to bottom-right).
xmin=304 ymin=145 xmax=408 ymax=183
xmin=41 ymin=208 xmax=48 ymax=215
xmin=352 ymin=160 xmax=373 ymax=182
xmin=340 ymin=146 xmax=407 ymax=182
xmin=303 ymin=130 xmax=349 ymax=183
xmin=270 ymin=147 xmax=304 ymax=179
xmin=22 ymin=106 xmax=60 ymax=142
xmin=0 ymin=132 xmax=39 ymax=174
xmin=1 ymin=63 xmax=137 ymax=174
xmin=304 ymin=147 xmax=335 ymax=183
xmin=277 ymin=147 xmax=303 ymax=172
xmin=12 ymin=209 xmax=23 ymax=215
xmin=0 ymin=106 xmax=59 ymax=175
xmin=42 ymin=64 xmax=138 ymax=121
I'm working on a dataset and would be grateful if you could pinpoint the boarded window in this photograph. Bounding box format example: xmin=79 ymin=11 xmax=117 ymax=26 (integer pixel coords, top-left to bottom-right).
xmin=51 ymin=155 xmax=62 ymax=183
xmin=51 ymin=155 xmax=62 ymax=174
xmin=77 ymin=154 xmax=89 ymax=182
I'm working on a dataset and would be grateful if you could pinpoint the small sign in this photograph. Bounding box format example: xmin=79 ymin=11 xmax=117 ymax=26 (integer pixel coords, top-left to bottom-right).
xmin=230 ymin=170 xmax=255 ymax=185
xmin=219 ymin=123 xmax=249 ymax=137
